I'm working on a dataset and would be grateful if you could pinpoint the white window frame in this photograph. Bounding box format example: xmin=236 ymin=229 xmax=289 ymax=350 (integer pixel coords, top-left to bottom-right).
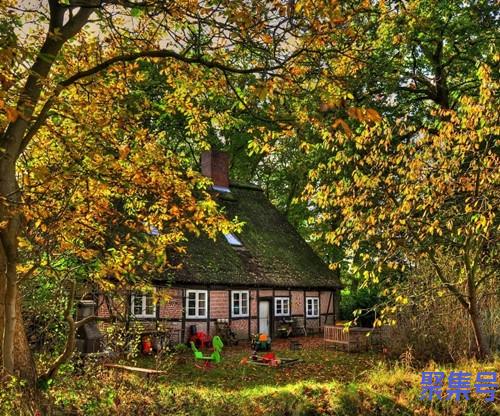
xmin=274 ymin=297 xmax=290 ymax=317
xmin=185 ymin=290 xmax=208 ymax=319
xmin=306 ymin=297 xmax=319 ymax=318
xmin=130 ymin=292 xmax=156 ymax=318
xmin=231 ymin=290 xmax=249 ymax=318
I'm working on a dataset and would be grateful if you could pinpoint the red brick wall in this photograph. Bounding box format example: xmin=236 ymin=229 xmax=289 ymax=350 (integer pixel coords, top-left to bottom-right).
xmin=210 ymin=290 xmax=229 ymax=319
xmin=306 ymin=290 xmax=320 ymax=297
xmin=97 ymin=294 xmax=110 ymax=318
xmin=320 ymin=291 xmax=333 ymax=314
xmin=259 ymin=289 xmax=273 ymax=297
xmin=250 ymin=317 xmax=258 ymax=335
xmin=231 ymin=319 xmax=249 ymax=339
xmin=97 ymin=293 xmax=127 ymax=317
xmin=250 ymin=290 xmax=257 ymax=317
xmin=249 ymin=290 xmax=258 ymax=335
xmin=159 ymin=288 xmax=183 ymax=319
xmin=291 ymin=291 xmax=304 ymax=315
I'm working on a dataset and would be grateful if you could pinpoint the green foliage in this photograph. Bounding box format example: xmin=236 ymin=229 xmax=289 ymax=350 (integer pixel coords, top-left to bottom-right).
xmin=340 ymin=287 xmax=381 ymax=327
xmin=173 ymin=343 xmax=189 ymax=353
xmin=0 ymin=375 xmax=30 ymax=415
xmin=21 ymin=272 xmax=67 ymax=353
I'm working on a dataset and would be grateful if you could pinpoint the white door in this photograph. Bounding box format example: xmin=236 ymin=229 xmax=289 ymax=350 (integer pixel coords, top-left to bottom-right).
xmin=259 ymin=300 xmax=270 ymax=335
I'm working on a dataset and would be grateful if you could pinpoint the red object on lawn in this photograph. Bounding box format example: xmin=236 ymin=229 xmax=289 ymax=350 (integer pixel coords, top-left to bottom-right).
xmin=141 ymin=335 xmax=153 ymax=354
xmin=189 ymin=331 xmax=211 ymax=349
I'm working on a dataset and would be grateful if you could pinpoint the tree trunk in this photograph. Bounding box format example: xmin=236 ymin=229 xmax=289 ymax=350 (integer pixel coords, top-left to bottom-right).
xmin=0 ymin=4 xmax=92 ymax=384
xmin=3 ymin=256 xmax=16 ymax=373
xmin=0 ymin=157 xmax=22 ymax=375
xmin=14 ymin=294 xmax=37 ymax=384
xmin=0 ymin=158 xmax=36 ymax=385
xmin=468 ymin=294 xmax=491 ymax=360
xmin=0 ymin=248 xmax=4 ymax=363
xmin=0 ymin=295 xmax=38 ymax=379
xmin=464 ymin=244 xmax=491 ymax=361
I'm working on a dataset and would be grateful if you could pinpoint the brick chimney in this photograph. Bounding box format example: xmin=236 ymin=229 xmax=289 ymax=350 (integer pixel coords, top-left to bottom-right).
xmin=201 ymin=150 xmax=230 ymax=188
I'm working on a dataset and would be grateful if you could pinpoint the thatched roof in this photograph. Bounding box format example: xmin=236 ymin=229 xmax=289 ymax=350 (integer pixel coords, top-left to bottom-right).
xmin=163 ymin=183 xmax=341 ymax=289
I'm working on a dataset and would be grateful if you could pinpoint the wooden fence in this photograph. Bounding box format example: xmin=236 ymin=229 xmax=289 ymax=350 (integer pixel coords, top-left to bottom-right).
xmin=324 ymin=325 xmax=387 ymax=352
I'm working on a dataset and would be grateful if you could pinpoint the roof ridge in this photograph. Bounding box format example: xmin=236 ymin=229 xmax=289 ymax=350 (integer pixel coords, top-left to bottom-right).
xmin=229 ymin=182 xmax=263 ymax=191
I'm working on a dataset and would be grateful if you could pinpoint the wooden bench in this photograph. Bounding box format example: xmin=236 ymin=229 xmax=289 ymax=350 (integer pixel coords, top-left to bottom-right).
xmin=104 ymin=363 xmax=168 ymax=379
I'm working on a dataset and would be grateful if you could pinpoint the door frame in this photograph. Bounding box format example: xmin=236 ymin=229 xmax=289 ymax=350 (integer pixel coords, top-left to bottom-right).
xmin=257 ymin=296 xmax=273 ymax=336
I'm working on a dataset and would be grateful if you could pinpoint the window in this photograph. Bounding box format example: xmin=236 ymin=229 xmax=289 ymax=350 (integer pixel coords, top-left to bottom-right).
xmin=224 ymin=233 xmax=243 ymax=247
xmin=274 ymin=297 xmax=290 ymax=316
xmin=232 ymin=291 xmax=249 ymax=317
xmin=306 ymin=297 xmax=319 ymax=318
xmin=131 ymin=293 xmax=156 ymax=318
xmin=186 ymin=290 xmax=208 ymax=319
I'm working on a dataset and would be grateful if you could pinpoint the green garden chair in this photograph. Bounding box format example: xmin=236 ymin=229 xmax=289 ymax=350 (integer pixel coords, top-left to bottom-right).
xmin=191 ymin=335 xmax=224 ymax=368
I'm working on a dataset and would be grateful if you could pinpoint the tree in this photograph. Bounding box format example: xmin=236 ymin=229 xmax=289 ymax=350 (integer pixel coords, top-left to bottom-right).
xmin=243 ymin=1 xmax=497 ymax=360
xmin=246 ymin=0 xmax=497 ymax=225
xmin=0 ymin=0 xmax=362 ymax=385
xmin=303 ymin=66 xmax=498 ymax=359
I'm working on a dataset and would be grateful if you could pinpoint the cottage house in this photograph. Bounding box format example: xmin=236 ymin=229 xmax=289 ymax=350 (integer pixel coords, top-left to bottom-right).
xmin=96 ymin=150 xmax=342 ymax=342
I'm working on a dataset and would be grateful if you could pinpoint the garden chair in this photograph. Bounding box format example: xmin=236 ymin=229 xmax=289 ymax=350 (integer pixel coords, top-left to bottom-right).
xmin=191 ymin=335 xmax=224 ymax=369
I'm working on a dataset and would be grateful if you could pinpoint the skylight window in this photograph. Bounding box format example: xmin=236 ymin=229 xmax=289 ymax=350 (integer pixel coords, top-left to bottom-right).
xmin=224 ymin=233 xmax=243 ymax=247
xmin=212 ymin=185 xmax=231 ymax=193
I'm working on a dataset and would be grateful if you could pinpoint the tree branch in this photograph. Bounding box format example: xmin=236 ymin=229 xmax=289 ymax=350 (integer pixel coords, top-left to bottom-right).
xmin=62 ymin=50 xmax=286 ymax=87
xmin=21 ymin=48 xmax=299 ymax=154
xmin=427 ymin=249 xmax=469 ymax=309
xmin=38 ymin=280 xmax=77 ymax=383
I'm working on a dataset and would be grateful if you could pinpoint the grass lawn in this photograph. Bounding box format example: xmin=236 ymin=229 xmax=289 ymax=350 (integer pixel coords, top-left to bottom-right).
xmin=161 ymin=337 xmax=380 ymax=390
xmin=6 ymin=336 xmax=496 ymax=415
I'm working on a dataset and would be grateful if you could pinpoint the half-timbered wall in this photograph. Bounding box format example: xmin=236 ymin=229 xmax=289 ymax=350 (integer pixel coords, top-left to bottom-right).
xmin=96 ymin=286 xmax=337 ymax=342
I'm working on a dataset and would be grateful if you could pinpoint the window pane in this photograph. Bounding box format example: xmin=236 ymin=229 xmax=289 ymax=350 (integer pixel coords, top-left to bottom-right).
xmin=133 ymin=296 xmax=142 ymax=315
xmin=145 ymin=303 xmax=154 ymax=315
xmin=241 ymin=294 xmax=248 ymax=315
xmin=283 ymin=299 xmax=289 ymax=314
xmin=188 ymin=307 xmax=196 ymax=316
xmin=306 ymin=298 xmax=319 ymax=316
xmin=234 ymin=293 xmax=240 ymax=303
xmin=234 ymin=305 xmax=240 ymax=315
xmin=188 ymin=297 xmax=196 ymax=309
